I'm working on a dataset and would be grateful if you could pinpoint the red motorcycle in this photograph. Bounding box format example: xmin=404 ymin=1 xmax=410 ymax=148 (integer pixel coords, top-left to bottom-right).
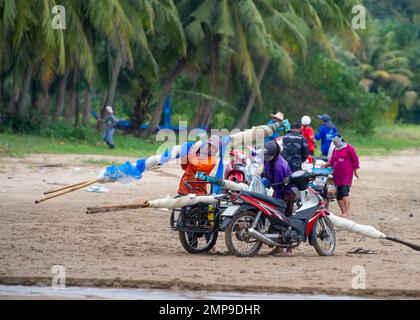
xmin=224 ymin=150 xmax=249 ymax=183
xmin=220 ymin=170 xmax=336 ymax=257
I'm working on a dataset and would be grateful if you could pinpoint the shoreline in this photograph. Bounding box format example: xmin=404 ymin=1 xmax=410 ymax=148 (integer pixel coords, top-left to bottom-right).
xmin=0 ymin=277 xmax=418 ymax=299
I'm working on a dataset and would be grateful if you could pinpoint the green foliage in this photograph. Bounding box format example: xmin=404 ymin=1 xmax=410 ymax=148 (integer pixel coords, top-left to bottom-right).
xmin=0 ymin=132 xmax=159 ymax=158
xmin=343 ymin=124 xmax=420 ymax=156
xmin=0 ymin=112 xmax=99 ymax=143
xmin=305 ymin=56 xmax=391 ymax=134
xmin=1 ymin=0 xmax=419 ymax=140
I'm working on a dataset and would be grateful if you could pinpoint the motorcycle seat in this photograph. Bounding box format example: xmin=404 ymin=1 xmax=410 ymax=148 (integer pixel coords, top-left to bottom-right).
xmin=242 ymin=191 xmax=287 ymax=209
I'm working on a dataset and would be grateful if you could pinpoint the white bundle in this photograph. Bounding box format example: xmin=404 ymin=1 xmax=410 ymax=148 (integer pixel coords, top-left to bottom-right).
xmin=329 ymin=214 xmax=386 ymax=239
xmin=148 ymin=194 xmax=217 ymax=209
xmin=221 ymin=180 xmax=250 ymax=191
xmin=230 ymin=123 xmax=281 ymax=146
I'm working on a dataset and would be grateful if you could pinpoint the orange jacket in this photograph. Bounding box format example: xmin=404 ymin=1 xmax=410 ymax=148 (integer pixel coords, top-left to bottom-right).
xmin=178 ymin=154 xmax=217 ymax=195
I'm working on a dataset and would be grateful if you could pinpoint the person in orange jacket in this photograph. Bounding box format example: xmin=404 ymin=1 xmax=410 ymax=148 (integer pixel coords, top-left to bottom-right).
xmin=178 ymin=137 xmax=219 ymax=195
xmin=178 ymin=137 xmax=220 ymax=254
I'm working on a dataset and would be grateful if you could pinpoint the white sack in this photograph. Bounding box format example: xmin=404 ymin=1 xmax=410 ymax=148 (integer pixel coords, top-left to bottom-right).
xmin=329 ymin=214 xmax=386 ymax=239
xmin=148 ymin=194 xmax=217 ymax=209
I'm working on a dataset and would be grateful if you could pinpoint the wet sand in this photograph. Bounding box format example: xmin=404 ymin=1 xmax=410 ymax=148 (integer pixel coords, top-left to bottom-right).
xmin=1 ymin=151 xmax=420 ymax=298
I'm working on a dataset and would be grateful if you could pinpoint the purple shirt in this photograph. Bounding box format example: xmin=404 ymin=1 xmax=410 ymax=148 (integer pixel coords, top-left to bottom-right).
xmin=330 ymin=144 xmax=360 ymax=186
xmin=264 ymin=155 xmax=292 ymax=198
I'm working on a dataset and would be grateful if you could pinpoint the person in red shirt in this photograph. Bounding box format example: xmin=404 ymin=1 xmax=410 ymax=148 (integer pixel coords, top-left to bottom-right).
xmin=300 ymin=116 xmax=316 ymax=163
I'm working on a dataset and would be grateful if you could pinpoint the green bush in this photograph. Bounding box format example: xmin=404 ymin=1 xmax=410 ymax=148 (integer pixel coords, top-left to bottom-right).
xmin=0 ymin=112 xmax=99 ymax=143
xmin=0 ymin=112 xmax=44 ymax=135
xmin=305 ymin=56 xmax=391 ymax=135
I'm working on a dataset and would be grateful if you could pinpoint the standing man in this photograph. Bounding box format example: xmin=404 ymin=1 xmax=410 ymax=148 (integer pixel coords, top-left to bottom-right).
xmin=300 ymin=116 xmax=316 ymax=163
xmin=315 ymin=114 xmax=338 ymax=160
xmin=281 ymin=122 xmax=310 ymax=172
xmin=103 ymin=106 xmax=118 ymax=149
xmin=322 ymin=135 xmax=360 ymax=218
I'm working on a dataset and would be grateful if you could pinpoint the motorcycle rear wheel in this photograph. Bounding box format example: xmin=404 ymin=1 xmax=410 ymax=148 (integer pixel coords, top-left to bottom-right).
xmin=310 ymin=216 xmax=336 ymax=256
xmin=225 ymin=211 xmax=263 ymax=257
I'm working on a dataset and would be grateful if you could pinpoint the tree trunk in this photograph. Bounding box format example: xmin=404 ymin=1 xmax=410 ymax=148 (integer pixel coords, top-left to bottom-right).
xmin=131 ymin=89 xmax=152 ymax=136
xmin=0 ymin=72 xmax=5 ymax=115
xmin=235 ymin=57 xmax=270 ymax=130
xmin=82 ymin=90 xmax=91 ymax=126
xmin=107 ymin=48 xmax=123 ymax=108
xmin=224 ymin=53 xmax=233 ymax=99
xmin=201 ymin=101 xmax=214 ymax=128
xmin=40 ymin=87 xmax=52 ymax=118
xmin=64 ymin=68 xmax=78 ymax=124
xmin=191 ymin=100 xmax=210 ymax=128
xmin=74 ymin=90 xmax=80 ymax=127
xmin=96 ymin=91 xmax=108 ymax=132
xmin=199 ymin=35 xmax=221 ymax=128
xmin=8 ymin=79 xmax=20 ymax=113
xmin=16 ymin=66 xmax=33 ymax=115
xmin=107 ymin=33 xmax=127 ymax=108
xmin=140 ymin=58 xmax=186 ymax=138
xmin=53 ymin=71 xmax=69 ymax=121
xmin=30 ymin=80 xmax=39 ymax=114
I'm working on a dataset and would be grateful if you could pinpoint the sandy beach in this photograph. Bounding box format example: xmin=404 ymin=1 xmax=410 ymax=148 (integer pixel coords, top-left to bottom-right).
xmin=1 ymin=151 xmax=420 ymax=298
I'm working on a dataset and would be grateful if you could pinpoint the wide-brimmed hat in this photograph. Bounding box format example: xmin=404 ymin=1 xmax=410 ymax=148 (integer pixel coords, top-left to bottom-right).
xmin=270 ymin=111 xmax=284 ymax=121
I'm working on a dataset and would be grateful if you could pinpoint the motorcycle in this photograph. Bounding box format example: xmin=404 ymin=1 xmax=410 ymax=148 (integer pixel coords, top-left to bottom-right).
xmin=220 ymin=170 xmax=336 ymax=257
xmin=225 ymin=150 xmax=248 ymax=183
xmin=303 ymin=158 xmax=336 ymax=210
xmin=225 ymin=148 xmax=263 ymax=184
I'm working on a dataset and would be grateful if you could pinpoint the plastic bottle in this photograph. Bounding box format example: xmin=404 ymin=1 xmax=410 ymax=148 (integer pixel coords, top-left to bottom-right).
xmin=208 ymin=205 xmax=215 ymax=226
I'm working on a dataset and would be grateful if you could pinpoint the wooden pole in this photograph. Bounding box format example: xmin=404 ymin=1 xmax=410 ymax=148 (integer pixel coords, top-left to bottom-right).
xmin=386 ymin=236 xmax=420 ymax=251
xmin=35 ymin=179 xmax=100 ymax=204
xmin=86 ymin=202 xmax=149 ymax=214
xmin=44 ymin=179 xmax=99 ymax=195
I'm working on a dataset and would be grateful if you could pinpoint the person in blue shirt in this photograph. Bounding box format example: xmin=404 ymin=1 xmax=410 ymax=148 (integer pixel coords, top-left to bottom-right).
xmin=315 ymin=114 xmax=338 ymax=159
xmin=265 ymin=112 xmax=290 ymax=142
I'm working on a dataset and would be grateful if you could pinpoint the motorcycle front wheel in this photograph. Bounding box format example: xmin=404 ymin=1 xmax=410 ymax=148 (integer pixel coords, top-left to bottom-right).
xmin=310 ymin=216 xmax=336 ymax=256
xmin=225 ymin=211 xmax=263 ymax=257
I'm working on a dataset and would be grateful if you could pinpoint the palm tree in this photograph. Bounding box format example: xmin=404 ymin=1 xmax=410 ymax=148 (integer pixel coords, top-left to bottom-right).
xmin=137 ymin=0 xmax=188 ymax=137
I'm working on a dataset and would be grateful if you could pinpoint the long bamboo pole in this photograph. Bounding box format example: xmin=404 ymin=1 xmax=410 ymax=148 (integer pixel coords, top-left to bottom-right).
xmin=35 ymin=179 xmax=100 ymax=204
xmin=86 ymin=202 xmax=149 ymax=214
xmin=44 ymin=179 xmax=99 ymax=195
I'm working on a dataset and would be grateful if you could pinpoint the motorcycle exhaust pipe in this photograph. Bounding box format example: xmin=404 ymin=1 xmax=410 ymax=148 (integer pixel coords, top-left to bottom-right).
xmin=247 ymin=227 xmax=278 ymax=246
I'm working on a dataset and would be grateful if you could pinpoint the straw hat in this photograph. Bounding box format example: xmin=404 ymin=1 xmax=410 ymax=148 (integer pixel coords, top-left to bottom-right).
xmin=270 ymin=111 xmax=284 ymax=121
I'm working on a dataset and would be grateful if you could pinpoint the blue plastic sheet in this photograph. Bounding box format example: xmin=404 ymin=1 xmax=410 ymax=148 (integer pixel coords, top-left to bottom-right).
xmin=103 ymin=161 xmax=143 ymax=182
xmin=311 ymin=167 xmax=333 ymax=175
xmin=102 ymin=138 xmax=230 ymax=185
